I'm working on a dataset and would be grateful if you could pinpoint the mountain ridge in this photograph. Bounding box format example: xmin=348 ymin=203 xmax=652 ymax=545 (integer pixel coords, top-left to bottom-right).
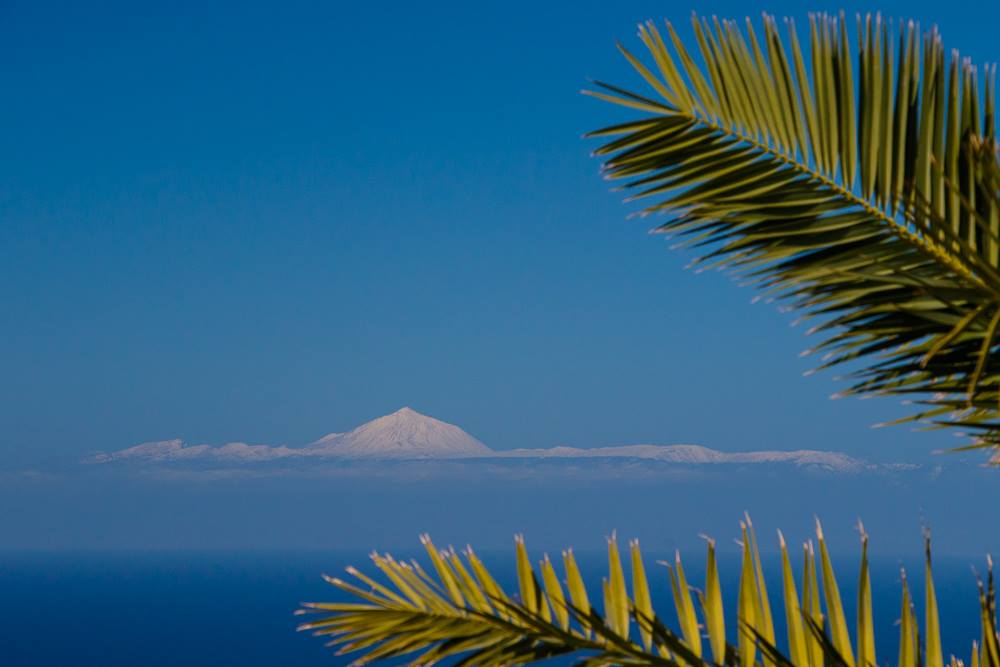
xmin=85 ymin=407 xmax=906 ymax=473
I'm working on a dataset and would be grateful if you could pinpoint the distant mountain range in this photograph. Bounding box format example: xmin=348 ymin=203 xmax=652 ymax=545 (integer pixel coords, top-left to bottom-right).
xmin=491 ymin=444 xmax=892 ymax=472
xmin=87 ymin=408 xmax=488 ymax=463
xmin=85 ymin=407 xmax=913 ymax=474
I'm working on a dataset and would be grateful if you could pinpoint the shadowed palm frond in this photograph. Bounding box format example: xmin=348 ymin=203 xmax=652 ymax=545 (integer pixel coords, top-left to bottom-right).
xmin=585 ymin=13 xmax=1000 ymax=451
xmin=299 ymin=517 xmax=999 ymax=667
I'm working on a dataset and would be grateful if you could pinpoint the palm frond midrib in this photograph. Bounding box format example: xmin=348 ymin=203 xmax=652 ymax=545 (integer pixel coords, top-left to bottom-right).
xmin=624 ymin=90 xmax=989 ymax=292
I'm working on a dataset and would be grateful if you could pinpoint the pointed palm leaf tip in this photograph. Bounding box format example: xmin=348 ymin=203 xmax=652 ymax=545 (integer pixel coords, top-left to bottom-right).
xmin=585 ymin=12 xmax=1000 ymax=453
xmin=298 ymin=520 xmax=997 ymax=667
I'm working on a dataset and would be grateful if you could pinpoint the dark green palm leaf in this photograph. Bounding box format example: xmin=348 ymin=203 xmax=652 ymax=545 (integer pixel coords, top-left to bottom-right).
xmin=586 ymin=13 xmax=1000 ymax=452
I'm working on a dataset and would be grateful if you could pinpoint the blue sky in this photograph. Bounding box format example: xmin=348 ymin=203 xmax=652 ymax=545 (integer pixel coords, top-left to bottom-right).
xmin=3 ymin=0 xmax=999 ymax=468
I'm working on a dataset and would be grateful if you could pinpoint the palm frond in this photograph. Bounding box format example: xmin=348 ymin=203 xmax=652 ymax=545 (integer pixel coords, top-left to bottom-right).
xmin=299 ymin=519 xmax=1000 ymax=667
xmin=585 ymin=13 xmax=1000 ymax=450
xmin=297 ymin=535 xmax=701 ymax=666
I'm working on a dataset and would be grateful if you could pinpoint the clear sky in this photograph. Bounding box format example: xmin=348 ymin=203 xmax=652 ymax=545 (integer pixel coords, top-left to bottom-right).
xmin=3 ymin=0 xmax=999 ymax=469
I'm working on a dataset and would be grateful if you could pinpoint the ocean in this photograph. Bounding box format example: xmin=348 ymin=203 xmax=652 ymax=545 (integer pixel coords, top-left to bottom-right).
xmin=0 ymin=550 xmax=989 ymax=666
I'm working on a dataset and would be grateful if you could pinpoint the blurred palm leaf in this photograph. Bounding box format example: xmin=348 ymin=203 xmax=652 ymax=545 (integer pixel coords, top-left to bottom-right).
xmin=298 ymin=518 xmax=999 ymax=667
xmin=585 ymin=13 xmax=1000 ymax=450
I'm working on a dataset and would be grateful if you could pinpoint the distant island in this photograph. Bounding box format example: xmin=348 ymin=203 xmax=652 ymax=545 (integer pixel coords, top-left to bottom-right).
xmin=85 ymin=407 xmax=909 ymax=474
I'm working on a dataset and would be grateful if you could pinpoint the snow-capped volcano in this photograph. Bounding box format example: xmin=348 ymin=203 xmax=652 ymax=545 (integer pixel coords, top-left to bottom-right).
xmin=84 ymin=408 xmax=912 ymax=473
xmin=308 ymin=407 xmax=492 ymax=459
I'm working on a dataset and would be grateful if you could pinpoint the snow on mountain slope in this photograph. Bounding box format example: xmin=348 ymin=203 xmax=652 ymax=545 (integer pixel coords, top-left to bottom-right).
xmin=308 ymin=407 xmax=491 ymax=459
xmin=306 ymin=432 xmax=343 ymax=448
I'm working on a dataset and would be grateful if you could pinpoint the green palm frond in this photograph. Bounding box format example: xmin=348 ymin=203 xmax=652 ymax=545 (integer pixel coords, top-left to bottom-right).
xmin=297 ymin=535 xmax=698 ymax=666
xmin=299 ymin=519 xmax=999 ymax=667
xmin=585 ymin=13 xmax=1000 ymax=450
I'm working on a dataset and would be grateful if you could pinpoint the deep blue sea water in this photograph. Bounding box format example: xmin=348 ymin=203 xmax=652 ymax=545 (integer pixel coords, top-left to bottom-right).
xmin=0 ymin=550 xmax=989 ymax=666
